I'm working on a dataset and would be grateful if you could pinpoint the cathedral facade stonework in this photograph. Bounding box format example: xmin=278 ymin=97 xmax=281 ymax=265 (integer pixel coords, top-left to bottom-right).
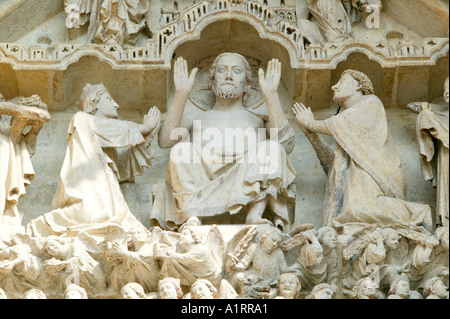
xmin=0 ymin=0 xmax=448 ymax=300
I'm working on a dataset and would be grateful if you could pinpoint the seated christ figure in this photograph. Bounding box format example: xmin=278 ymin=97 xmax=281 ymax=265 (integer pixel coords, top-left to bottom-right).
xmin=151 ymin=53 xmax=297 ymax=231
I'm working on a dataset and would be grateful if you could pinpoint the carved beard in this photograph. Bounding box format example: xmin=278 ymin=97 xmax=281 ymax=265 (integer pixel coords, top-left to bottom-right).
xmin=212 ymin=83 xmax=245 ymax=100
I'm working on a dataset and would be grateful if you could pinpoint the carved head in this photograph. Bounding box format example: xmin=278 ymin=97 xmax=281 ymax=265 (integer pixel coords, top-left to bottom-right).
xmin=382 ymin=228 xmax=400 ymax=250
xmin=64 ymin=284 xmax=88 ymax=299
xmin=351 ymin=277 xmax=379 ymax=299
xmin=388 ymin=274 xmax=410 ymax=299
xmin=423 ymin=277 xmax=448 ymax=299
xmin=277 ymin=272 xmax=301 ymax=299
xmin=208 ymin=53 xmax=252 ymax=101
xmin=260 ymin=227 xmax=283 ymax=254
xmin=120 ymin=282 xmax=146 ymax=299
xmin=190 ymin=279 xmax=217 ymax=299
xmin=24 ymin=289 xmax=47 ymax=299
xmin=158 ymin=277 xmax=183 ymax=299
xmin=332 ymin=70 xmax=374 ymax=106
xmin=43 ymin=238 xmax=65 ymax=258
xmin=317 ymin=227 xmax=338 ymax=249
xmin=444 ymin=77 xmax=449 ymax=104
xmin=178 ymin=226 xmax=202 ymax=248
xmin=77 ymin=84 xmax=119 ymax=119
xmin=310 ymin=283 xmax=335 ymax=299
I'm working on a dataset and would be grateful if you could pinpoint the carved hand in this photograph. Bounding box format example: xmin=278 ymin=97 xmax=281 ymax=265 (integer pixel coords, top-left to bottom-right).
xmin=111 ymin=241 xmax=128 ymax=257
xmin=292 ymin=102 xmax=315 ymax=131
xmin=258 ymin=59 xmax=281 ymax=98
xmin=143 ymin=106 xmax=161 ymax=132
xmin=407 ymin=102 xmax=423 ymax=114
xmin=174 ymin=57 xmax=198 ymax=98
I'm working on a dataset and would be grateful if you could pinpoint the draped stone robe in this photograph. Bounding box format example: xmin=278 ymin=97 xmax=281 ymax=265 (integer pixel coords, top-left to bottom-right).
xmin=151 ymin=107 xmax=296 ymax=230
xmin=319 ymin=95 xmax=431 ymax=231
xmin=415 ymin=102 xmax=448 ymax=227
xmin=27 ymin=112 xmax=151 ymax=237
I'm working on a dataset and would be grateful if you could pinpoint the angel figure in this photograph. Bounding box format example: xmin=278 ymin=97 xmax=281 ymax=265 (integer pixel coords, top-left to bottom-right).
xmin=342 ymin=226 xmax=395 ymax=291
xmin=0 ymin=235 xmax=52 ymax=298
xmin=157 ymin=224 xmax=225 ymax=289
xmin=286 ymin=227 xmax=339 ymax=292
xmin=225 ymin=226 xmax=287 ymax=293
xmin=105 ymin=226 xmax=160 ymax=294
xmin=43 ymin=236 xmax=106 ymax=296
xmin=409 ymin=226 xmax=449 ymax=289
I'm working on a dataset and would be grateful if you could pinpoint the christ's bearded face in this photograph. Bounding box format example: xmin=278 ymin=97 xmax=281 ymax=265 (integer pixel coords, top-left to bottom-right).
xmin=211 ymin=54 xmax=247 ymax=100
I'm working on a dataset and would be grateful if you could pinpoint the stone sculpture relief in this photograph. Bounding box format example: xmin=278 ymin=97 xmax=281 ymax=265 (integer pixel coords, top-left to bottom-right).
xmin=64 ymin=0 xmax=151 ymax=45
xmin=292 ymin=69 xmax=432 ymax=235
xmin=63 ymin=283 xmax=89 ymax=299
xmin=152 ymin=53 xmax=296 ymax=232
xmin=157 ymin=277 xmax=183 ymax=299
xmin=27 ymin=84 xmax=161 ymax=238
xmin=349 ymin=277 xmax=384 ymax=299
xmin=275 ymin=272 xmax=301 ymax=299
xmin=0 ymin=0 xmax=449 ymax=300
xmin=0 ymin=95 xmax=50 ymax=230
xmin=423 ymin=276 xmax=449 ymax=299
xmin=120 ymin=282 xmax=147 ymax=299
xmin=408 ymin=77 xmax=449 ymax=228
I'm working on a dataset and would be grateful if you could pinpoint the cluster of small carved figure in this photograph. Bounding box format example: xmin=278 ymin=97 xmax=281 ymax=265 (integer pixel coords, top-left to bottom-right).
xmin=0 ymin=219 xmax=448 ymax=299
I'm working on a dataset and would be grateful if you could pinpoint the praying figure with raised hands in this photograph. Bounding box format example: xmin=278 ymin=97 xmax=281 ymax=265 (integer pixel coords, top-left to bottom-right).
xmin=292 ymin=69 xmax=431 ymax=235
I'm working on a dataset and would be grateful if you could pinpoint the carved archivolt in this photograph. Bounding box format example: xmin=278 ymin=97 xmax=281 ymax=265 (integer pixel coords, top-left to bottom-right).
xmin=0 ymin=0 xmax=448 ymax=71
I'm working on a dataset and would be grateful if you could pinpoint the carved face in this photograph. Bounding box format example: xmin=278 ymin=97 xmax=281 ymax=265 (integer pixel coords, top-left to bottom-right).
xmin=278 ymin=273 xmax=299 ymax=299
xmin=261 ymin=231 xmax=282 ymax=254
xmin=394 ymin=280 xmax=410 ymax=299
xmin=212 ymin=54 xmax=247 ymax=100
xmin=444 ymin=78 xmax=449 ymax=104
xmin=159 ymin=282 xmax=178 ymax=299
xmin=191 ymin=281 xmax=213 ymax=299
xmin=45 ymin=240 xmax=64 ymax=258
xmin=322 ymin=231 xmax=338 ymax=249
xmin=360 ymin=279 xmax=377 ymax=299
xmin=332 ymin=73 xmax=362 ymax=107
xmin=433 ymin=279 xmax=448 ymax=299
xmin=96 ymin=92 xmax=119 ymax=119
xmin=384 ymin=232 xmax=400 ymax=250
xmin=121 ymin=286 xmax=140 ymax=299
xmin=178 ymin=228 xmax=195 ymax=248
